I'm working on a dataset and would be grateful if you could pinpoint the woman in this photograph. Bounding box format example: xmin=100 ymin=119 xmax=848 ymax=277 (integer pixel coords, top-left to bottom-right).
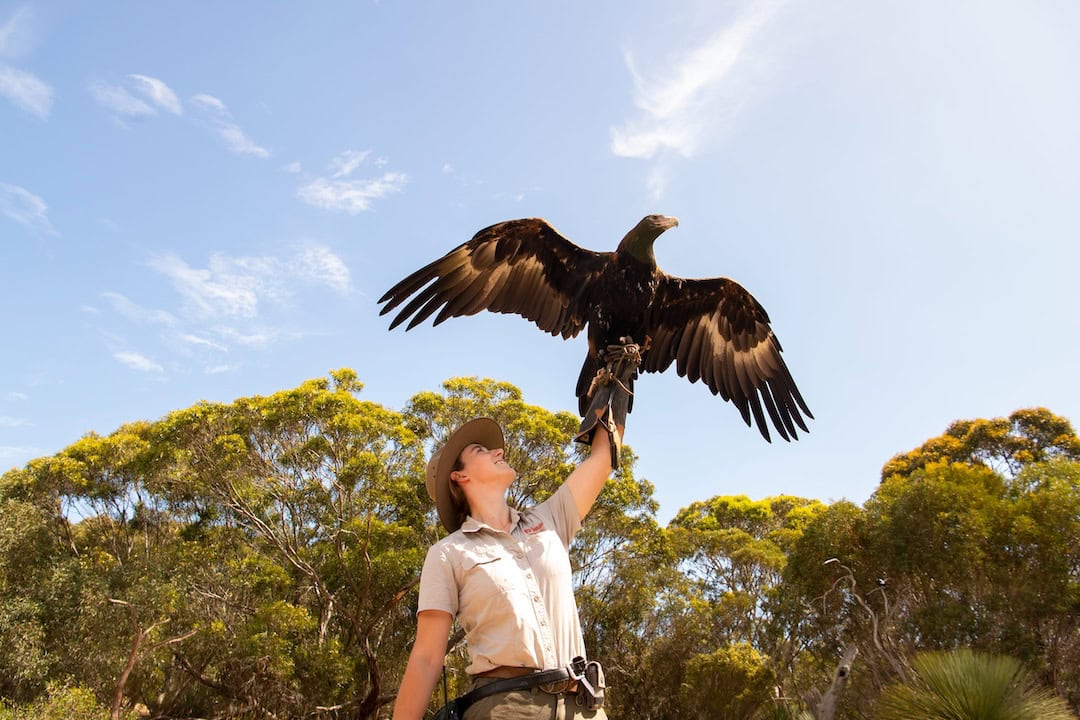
xmin=391 ymin=416 xmax=618 ymax=720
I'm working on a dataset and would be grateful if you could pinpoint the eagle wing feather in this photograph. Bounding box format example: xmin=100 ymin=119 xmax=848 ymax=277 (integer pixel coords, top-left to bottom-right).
xmin=379 ymin=218 xmax=607 ymax=339
xmin=644 ymin=275 xmax=812 ymax=442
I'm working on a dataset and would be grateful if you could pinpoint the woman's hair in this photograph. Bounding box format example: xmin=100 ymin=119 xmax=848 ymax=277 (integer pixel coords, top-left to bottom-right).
xmin=448 ymin=455 xmax=470 ymax=525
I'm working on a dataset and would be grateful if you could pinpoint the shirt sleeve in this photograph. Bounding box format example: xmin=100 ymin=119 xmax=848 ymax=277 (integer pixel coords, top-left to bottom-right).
xmin=539 ymin=482 xmax=583 ymax=549
xmin=417 ymin=542 xmax=458 ymax=616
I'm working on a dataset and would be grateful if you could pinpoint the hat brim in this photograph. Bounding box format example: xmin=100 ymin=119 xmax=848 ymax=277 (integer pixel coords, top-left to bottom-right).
xmin=427 ymin=417 xmax=504 ymax=533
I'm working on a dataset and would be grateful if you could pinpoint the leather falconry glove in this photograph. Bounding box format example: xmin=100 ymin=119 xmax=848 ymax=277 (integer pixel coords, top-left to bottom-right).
xmin=574 ymin=337 xmax=642 ymax=469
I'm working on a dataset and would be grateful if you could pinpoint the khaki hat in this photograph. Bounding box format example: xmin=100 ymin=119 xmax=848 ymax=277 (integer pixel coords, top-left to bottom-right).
xmin=426 ymin=417 xmax=504 ymax=533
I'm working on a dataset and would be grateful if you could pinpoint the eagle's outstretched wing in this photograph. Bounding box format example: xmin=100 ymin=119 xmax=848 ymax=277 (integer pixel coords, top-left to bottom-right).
xmin=379 ymin=218 xmax=608 ymax=338
xmin=644 ymin=275 xmax=813 ymax=442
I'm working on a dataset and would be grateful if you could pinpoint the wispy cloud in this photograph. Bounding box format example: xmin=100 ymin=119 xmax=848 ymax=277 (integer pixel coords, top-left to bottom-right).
xmin=297 ymin=173 xmax=408 ymax=214
xmin=129 ymin=74 xmax=181 ymax=114
xmin=0 ymin=7 xmax=36 ymax=58
xmin=1 ymin=183 xmax=57 ymax=235
xmin=101 ymin=291 xmax=178 ymax=326
xmin=211 ymin=325 xmax=279 ymax=349
xmin=97 ymin=246 xmax=349 ymax=374
xmin=297 ymin=149 xmax=407 ymax=214
xmin=204 ymin=363 xmax=239 ymax=375
xmin=0 ymin=64 xmax=52 ymax=118
xmin=191 ymin=93 xmax=269 ymax=157
xmin=90 ymin=80 xmax=156 ymax=119
xmin=330 ymin=149 xmax=371 ymax=178
xmin=91 ymin=74 xmax=182 ymax=121
xmin=6 ymin=391 xmax=28 ymax=401
xmin=179 ymin=333 xmax=228 ymax=352
xmin=0 ymin=415 xmax=30 ymax=427
xmin=113 ymin=351 xmax=164 ymax=373
xmin=0 ymin=8 xmax=50 ymax=119
xmin=150 ymin=253 xmax=266 ymax=320
xmin=149 ymin=245 xmax=350 ymax=321
xmin=610 ymin=0 xmax=784 ymax=194
xmin=293 ymin=246 xmax=352 ymax=292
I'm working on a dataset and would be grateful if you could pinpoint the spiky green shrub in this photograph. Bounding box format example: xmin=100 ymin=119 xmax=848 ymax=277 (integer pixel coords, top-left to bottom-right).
xmin=877 ymin=649 xmax=1075 ymax=720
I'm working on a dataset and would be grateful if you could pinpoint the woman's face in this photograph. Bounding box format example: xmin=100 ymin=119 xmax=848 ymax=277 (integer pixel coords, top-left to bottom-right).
xmin=453 ymin=442 xmax=515 ymax=488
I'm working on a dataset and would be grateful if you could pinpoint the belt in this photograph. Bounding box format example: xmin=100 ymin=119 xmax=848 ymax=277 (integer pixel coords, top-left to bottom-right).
xmin=445 ymin=667 xmax=572 ymax=716
xmin=434 ymin=660 xmax=599 ymax=719
xmin=477 ymin=666 xmax=542 ymax=679
xmin=477 ymin=666 xmax=578 ymax=693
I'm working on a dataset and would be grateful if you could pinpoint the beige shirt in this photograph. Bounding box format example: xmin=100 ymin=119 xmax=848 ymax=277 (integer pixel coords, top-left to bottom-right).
xmin=417 ymin=482 xmax=585 ymax=675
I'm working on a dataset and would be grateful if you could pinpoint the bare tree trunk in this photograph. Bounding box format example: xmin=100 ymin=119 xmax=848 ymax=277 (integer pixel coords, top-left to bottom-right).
xmin=813 ymin=644 xmax=858 ymax=720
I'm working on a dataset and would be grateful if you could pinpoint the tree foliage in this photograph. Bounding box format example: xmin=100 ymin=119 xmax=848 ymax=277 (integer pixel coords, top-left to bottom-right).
xmin=1 ymin=377 xmax=1076 ymax=719
xmin=882 ymin=407 xmax=1080 ymax=479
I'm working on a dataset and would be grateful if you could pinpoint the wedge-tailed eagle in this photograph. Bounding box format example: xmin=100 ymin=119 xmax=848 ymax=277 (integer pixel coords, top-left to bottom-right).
xmin=378 ymin=215 xmax=812 ymax=441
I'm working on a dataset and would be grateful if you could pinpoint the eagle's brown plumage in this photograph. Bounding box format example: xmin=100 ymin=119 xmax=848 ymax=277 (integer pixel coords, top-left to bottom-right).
xmin=378 ymin=215 xmax=812 ymax=442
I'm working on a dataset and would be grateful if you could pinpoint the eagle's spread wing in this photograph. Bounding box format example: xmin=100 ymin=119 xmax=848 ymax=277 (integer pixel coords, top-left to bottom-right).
xmin=644 ymin=275 xmax=813 ymax=442
xmin=378 ymin=218 xmax=607 ymax=338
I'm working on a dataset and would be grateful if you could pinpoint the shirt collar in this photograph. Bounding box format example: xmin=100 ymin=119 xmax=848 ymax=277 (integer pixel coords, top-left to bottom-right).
xmin=461 ymin=505 xmax=522 ymax=534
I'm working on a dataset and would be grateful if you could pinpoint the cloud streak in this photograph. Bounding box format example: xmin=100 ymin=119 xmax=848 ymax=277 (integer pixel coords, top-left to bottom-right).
xmin=0 ymin=7 xmax=36 ymax=58
xmin=293 ymin=246 xmax=352 ymax=293
xmin=330 ymin=150 xmax=371 ymax=178
xmin=129 ymin=74 xmax=181 ymax=114
xmin=1 ymin=183 xmax=57 ymax=235
xmin=0 ymin=64 xmax=52 ymax=118
xmin=101 ymin=292 xmax=178 ymax=326
xmin=191 ymin=93 xmax=269 ymax=157
xmin=150 ymin=253 xmax=266 ymax=320
xmin=113 ymin=351 xmax=163 ymax=373
xmin=297 ymin=174 xmax=408 ymax=214
xmin=610 ymin=0 xmax=784 ymax=194
xmin=296 ymin=149 xmax=407 ymax=214
xmin=0 ymin=8 xmax=51 ymax=118
xmin=91 ymin=74 xmax=183 ymax=121
xmin=148 ymin=245 xmax=351 ymax=321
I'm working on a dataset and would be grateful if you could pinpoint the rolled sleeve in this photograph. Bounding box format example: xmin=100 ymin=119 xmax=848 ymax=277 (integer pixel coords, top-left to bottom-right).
xmin=417 ymin=543 xmax=458 ymax=616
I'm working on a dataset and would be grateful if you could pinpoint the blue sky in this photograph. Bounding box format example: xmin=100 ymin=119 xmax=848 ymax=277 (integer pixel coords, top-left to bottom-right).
xmin=3 ymin=1 xmax=1079 ymax=522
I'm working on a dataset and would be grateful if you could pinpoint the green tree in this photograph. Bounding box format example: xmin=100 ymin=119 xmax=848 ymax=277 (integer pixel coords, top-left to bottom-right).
xmin=670 ymin=495 xmax=825 ymax=651
xmin=148 ymin=369 xmax=426 ymax=718
xmin=782 ymin=415 xmax=1080 ymax=717
xmin=882 ymin=408 xmax=1080 ymax=479
xmin=678 ymin=642 xmax=776 ymax=720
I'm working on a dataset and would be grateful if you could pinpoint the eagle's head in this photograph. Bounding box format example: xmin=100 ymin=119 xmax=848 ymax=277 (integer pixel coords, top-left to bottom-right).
xmin=617 ymin=214 xmax=679 ymax=265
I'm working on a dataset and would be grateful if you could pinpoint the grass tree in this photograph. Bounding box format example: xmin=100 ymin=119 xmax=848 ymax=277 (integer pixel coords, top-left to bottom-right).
xmin=877 ymin=649 xmax=1075 ymax=720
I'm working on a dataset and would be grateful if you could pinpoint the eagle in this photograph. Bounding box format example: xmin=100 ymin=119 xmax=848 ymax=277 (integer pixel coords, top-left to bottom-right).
xmin=378 ymin=215 xmax=812 ymax=442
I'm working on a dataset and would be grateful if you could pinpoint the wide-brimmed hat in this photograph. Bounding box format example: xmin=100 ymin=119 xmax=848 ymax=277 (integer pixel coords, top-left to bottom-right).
xmin=426 ymin=417 xmax=504 ymax=533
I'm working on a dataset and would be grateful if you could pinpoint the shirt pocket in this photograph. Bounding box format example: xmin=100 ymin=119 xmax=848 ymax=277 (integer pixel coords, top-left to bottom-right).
xmin=459 ymin=547 xmax=515 ymax=595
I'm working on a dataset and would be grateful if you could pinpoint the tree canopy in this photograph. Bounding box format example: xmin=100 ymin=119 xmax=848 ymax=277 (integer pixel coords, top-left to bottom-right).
xmin=1 ymin=376 xmax=1076 ymax=720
